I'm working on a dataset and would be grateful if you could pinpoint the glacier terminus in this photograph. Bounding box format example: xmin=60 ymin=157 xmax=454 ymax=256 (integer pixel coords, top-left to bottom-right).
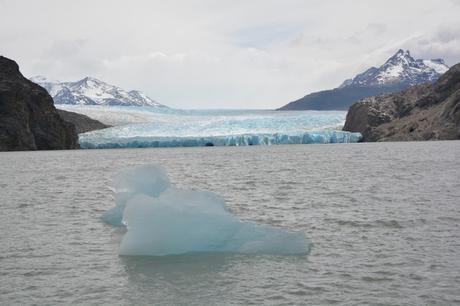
xmin=64 ymin=106 xmax=362 ymax=148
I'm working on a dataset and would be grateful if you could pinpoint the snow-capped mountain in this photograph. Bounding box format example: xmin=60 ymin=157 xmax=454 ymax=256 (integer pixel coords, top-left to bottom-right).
xmin=279 ymin=49 xmax=449 ymax=111
xmin=339 ymin=49 xmax=449 ymax=88
xmin=30 ymin=76 xmax=167 ymax=108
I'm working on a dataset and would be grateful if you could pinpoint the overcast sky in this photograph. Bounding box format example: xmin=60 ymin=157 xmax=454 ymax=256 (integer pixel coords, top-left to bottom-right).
xmin=1 ymin=0 xmax=459 ymax=109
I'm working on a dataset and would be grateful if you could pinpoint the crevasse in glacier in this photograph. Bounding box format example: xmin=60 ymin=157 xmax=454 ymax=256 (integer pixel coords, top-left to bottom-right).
xmin=77 ymin=108 xmax=361 ymax=148
xmin=102 ymin=164 xmax=310 ymax=256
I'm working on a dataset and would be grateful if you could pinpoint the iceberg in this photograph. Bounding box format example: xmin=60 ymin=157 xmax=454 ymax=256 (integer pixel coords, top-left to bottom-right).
xmin=102 ymin=165 xmax=310 ymax=256
xmin=101 ymin=165 xmax=170 ymax=227
xmin=77 ymin=108 xmax=361 ymax=148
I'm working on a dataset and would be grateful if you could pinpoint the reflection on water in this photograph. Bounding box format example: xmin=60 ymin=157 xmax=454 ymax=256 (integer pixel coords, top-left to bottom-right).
xmin=122 ymin=253 xmax=239 ymax=282
xmin=120 ymin=253 xmax=311 ymax=305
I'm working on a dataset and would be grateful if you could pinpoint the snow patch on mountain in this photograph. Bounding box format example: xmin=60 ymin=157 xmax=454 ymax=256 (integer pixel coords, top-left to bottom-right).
xmin=30 ymin=76 xmax=167 ymax=108
xmin=422 ymin=59 xmax=449 ymax=74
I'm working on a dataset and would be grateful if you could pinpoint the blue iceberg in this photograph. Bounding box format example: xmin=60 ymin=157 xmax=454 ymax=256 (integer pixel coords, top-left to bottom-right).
xmin=102 ymin=165 xmax=310 ymax=256
xmin=79 ymin=110 xmax=361 ymax=148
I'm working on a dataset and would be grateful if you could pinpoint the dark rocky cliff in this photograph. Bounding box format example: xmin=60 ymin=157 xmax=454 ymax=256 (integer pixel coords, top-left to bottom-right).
xmin=0 ymin=56 xmax=79 ymax=151
xmin=343 ymin=63 xmax=460 ymax=141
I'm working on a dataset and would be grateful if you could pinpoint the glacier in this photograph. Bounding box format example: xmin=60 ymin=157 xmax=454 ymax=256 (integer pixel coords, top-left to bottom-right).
xmin=102 ymin=164 xmax=310 ymax=256
xmin=80 ymin=131 xmax=361 ymax=148
xmin=74 ymin=107 xmax=361 ymax=148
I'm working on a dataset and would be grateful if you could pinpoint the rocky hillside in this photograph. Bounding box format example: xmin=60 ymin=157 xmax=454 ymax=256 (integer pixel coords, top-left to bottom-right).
xmin=57 ymin=109 xmax=110 ymax=134
xmin=343 ymin=63 xmax=460 ymax=141
xmin=0 ymin=56 xmax=79 ymax=151
xmin=278 ymin=49 xmax=449 ymax=111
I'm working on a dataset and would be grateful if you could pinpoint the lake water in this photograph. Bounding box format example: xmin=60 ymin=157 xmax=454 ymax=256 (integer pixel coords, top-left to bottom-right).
xmin=1 ymin=141 xmax=459 ymax=305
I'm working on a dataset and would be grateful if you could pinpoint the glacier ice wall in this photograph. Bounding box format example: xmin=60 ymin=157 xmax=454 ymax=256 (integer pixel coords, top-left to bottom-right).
xmin=81 ymin=131 xmax=361 ymax=148
xmin=102 ymin=164 xmax=310 ymax=256
xmin=77 ymin=108 xmax=361 ymax=148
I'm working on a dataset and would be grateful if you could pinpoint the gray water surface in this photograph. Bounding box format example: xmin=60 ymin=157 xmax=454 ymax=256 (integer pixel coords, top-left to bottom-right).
xmin=1 ymin=142 xmax=459 ymax=305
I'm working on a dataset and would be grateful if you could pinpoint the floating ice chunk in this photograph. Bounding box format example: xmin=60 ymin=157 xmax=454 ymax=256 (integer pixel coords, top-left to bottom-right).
xmin=102 ymin=165 xmax=310 ymax=256
xmin=101 ymin=165 xmax=170 ymax=226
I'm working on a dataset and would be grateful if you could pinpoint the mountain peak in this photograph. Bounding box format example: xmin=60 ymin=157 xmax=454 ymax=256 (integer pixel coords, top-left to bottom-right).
xmin=30 ymin=76 xmax=167 ymax=108
xmin=394 ymin=49 xmax=410 ymax=57
xmin=82 ymin=76 xmax=102 ymax=82
xmin=385 ymin=49 xmax=414 ymax=65
xmin=78 ymin=76 xmax=106 ymax=87
xmin=340 ymin=49 xmax=449 ymax=88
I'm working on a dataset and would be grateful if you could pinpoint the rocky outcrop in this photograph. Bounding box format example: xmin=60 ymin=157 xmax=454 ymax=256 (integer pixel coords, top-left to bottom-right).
xmin=343 ymin=63 xmax=460 ymax=141
xmin=0 ymin=56 xmax=79 ymax=151
xmin=57 ymin=109 xmax=110 ymax=134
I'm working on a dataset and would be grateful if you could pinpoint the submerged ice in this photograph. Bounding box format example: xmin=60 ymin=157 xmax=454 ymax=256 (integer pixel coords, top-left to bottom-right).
xmin=102 ymin=165 xmax=310 ymax=256
xmin=77 ymin=108 xmax=361 ymax=148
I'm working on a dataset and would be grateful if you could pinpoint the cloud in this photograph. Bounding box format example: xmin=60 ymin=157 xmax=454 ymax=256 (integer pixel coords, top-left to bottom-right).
xmin=231 ymin=23 xmax=303 ymax=48
xmin=1 ymin=0 xmax=459 ymax=108
xmin=42 ymin=39 xmax=88 ymax=58
xmin=401 ymin=26 xmax=460 ymax=65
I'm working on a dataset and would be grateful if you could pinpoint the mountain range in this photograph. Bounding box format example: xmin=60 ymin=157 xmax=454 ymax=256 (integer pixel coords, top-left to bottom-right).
xmin=30 ymin=76 xmax=167 ymax=108
xmin=278 ymin=49 xmax=449 ymax=111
